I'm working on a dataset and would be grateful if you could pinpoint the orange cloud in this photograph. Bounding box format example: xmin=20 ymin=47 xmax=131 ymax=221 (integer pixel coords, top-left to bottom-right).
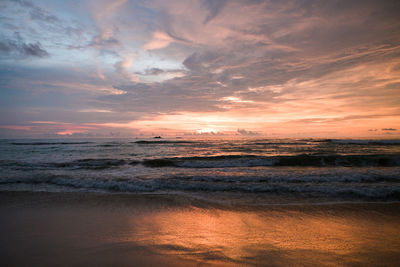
xmin=143 ymin=31 xmax=174 ymax=50
xmin=0 ymin=125 xmax=32 ymax=131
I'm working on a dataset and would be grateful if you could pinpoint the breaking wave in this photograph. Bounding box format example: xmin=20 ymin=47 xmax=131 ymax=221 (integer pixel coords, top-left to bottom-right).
xmin=52 ymin=159 xmax=139 ymax=169
xmin=1 ymin=154 xmax=399 ymax=170
xmin=0 ymin=173 xmax=399 ymax=200
xmin=144 ymin=154 xmax=400 ymax=168
xmin=3 ymin=138 xmax=400 ymax=203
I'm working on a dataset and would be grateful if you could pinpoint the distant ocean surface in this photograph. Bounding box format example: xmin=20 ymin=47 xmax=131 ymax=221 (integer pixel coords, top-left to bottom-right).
xmin=1 ymin=138 xmax=400 ymax=204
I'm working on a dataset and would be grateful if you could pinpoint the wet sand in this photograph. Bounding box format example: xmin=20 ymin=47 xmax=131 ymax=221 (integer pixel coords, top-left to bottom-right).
xmin=1 ymin=192 xmax=399 ymax=266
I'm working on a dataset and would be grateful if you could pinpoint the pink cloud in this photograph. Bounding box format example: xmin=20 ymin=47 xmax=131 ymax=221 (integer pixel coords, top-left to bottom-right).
xmin=0 ymin=125 xmax=32 ymax=131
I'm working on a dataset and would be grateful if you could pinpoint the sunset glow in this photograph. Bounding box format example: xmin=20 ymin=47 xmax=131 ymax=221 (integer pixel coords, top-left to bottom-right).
xmin=1 ymin=2 xmax=400 ymax=265
xmin=0 ymin=0 xmax=399 ymax=138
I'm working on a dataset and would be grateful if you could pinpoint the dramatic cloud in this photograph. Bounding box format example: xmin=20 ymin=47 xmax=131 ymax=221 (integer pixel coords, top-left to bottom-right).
xmin=1 ymin=0 xmax=400 ymax=138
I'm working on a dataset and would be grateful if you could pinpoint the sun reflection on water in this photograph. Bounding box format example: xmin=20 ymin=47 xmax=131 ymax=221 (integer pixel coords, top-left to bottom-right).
xmin=122 ymin=207 xmax=400 ymax=265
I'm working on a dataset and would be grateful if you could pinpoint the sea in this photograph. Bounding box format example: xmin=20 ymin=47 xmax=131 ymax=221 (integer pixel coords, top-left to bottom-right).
xmin=1 ymin=138 xmax=399 ymax=205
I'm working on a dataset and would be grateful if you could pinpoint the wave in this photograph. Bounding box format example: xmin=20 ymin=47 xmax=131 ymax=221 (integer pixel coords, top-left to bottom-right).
xmin=52 ymin=159 xmax=139 ymax=169
xmin=1 ymin=174 xmax=399 ymax=200
xmin=95 ymin=142 xmax=125 ymax=147
xmin=142 ymin=159 xmax=176 ymax=167
xmin=183 ymin=173 xmax=400 ymax=184
xmin=1 ymin=154 xmax=399 ymax=170
xmin=0 ymin=159 xmax=139 ymax=170
xmin=331 ymin=139 xmax=400 ymax=145
xmin=145 ymin=154 xmax=400 ymax=168
xmin=253 ymin=142 xmax=308 ymax=146
xmin=10 ymin=141 xmax=94 ymax=146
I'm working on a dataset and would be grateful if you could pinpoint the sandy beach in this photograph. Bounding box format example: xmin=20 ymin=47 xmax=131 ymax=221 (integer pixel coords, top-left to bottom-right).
xmin=1 ymin=191 xmax=399 ymax=266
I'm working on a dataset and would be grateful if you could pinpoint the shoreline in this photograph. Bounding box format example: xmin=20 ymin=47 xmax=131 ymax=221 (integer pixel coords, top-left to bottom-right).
xmin=2 ymin=190 xmax=400 ymax=209
xmin=1 ymin=191 xmax=400 ymax=266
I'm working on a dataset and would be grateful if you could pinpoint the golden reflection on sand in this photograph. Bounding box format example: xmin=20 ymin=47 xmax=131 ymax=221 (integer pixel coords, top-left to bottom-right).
xmin=125 ymin=207 xmax=400 ymax=265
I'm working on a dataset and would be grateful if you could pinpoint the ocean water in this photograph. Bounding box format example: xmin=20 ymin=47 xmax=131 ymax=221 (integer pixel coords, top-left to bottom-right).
xmin=1 ymin=138 xmax=399 ymax=204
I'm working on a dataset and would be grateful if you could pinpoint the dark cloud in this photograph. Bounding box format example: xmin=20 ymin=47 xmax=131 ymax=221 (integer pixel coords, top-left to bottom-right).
xmin=382 ymin=128 xmax=397 ymax=131
xmin=201 ymin=0 xmax=227 ymax=24
xmin=6 ymin=0 xmax=86 ymax=51
xmin=21 ymin=42 xmax=49 ymax=57
xmin=0 ymin=34 xmax=49 ymax=58
xmin=237 ymin=129 xmax=260 ymax=136
xmin=139 ymin=68 xmax=185 ymax=76
xmin=11 ymin=0 xmax=59 ymax=23
xmin=68 ymin=35 xmax=120 ymax=51
xmin=183 ymin=51 xmax=230 ymax=73
xmin=144 ymin=67 xmax=164 ymax=75
xmin=89 ymin=34 xmax=119 ymax=48
xmin=28 ymin=6 xmax=59 ymax=23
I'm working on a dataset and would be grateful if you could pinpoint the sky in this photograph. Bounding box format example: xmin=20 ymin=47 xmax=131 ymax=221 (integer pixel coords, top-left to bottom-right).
xmin=0 ymin=0 xmax=399 ymax=138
